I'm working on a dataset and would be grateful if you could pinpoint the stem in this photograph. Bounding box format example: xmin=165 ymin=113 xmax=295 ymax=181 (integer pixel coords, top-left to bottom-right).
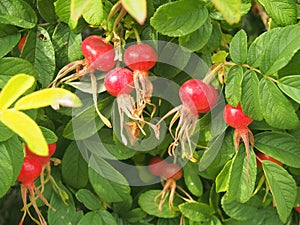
xmin=133 ymin=27 xmax=142 ymax=43
xmin=203 ymin=63 xmax=224 ymax=84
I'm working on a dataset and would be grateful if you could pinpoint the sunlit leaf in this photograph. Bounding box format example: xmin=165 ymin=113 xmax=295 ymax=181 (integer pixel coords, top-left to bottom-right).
xmin=69 ymin=0 xmax=92 ymax=29
xmin=121 ymin=0 xmax=147 ymax=25
xmin=211 ymin=0 xmax=241 ymax=24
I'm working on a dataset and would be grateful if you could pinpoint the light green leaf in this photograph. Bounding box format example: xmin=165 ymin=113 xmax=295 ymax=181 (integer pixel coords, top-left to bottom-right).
xmin=258 ymin=0 xmax=297 ymax=26
xmin=78 ymin=211 xmax=118 ymax=225
xmin=14 ymin=88 xmax=82 ymax=110
xmin=37 ymin=0 xmax=57 ymax=24
xmin=263 ymin=160 xmax=297 ymax=223
xmin=211 ymin=0 xmax=241 ymax=24
xmin=121 ymin=0 xmax=147 ymax=25
xmin=226 ymin=146 xmax=257 ymax=203
xmin=259 ymin=78 xmax=298 ymax=129
xmin=179 ymin=17 xmax=212 ymax=52
xmin=240 ymin=71 xmax=263 ymax=121
xmin=76 ymin=189 xmax=103 ymax=211
xmin=179 ymin=202 xmax=214 ymax=222
xmin=183 ymin=162 xmax=203 ymax=197
xmin=83 ymin=0 xmax=103 ymax=25
xmin=216 ymin=160 xmax=232 ymax=193
xmin=0 ymin=25 xmax=20 ymax=58
xmin=40 ymin=126 xmax=58 ymax=144
xmin=229 ymin=29 xmax=247 ymax=64
xmin=54 ymin=0 xmax=70 ymax=24
xmin=0 ymin=0 xmax=37 ymax=28
xmin=0 ymin=74 xmax=34 ymax=110
xmin=70 ymin=0 xmax=92 ymax=29
xmin=150 ymin=0 xmax=208 ymax=37
xmin=88 ymin=154 xmax=130 ymax=203
xmin=278 ymin=75 xmax=300 ymax=104
xmin=225 ymin=65 xmax=243 ymax=106
xmin=0 ymin=109 xmax=48 ymax=156
xmin=138 ymin=190 xmax=181 ymax=218
xmin=254 ymin=131 xmax=300 ymax=168
xmin=21 ymin=27 xmax=56 ymax=87
xmin=62 ymin=142 xmax=88 ymax=189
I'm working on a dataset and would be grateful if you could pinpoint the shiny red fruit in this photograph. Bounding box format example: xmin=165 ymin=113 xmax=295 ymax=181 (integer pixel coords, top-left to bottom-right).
xmin=25 ymin=143 xmax=56 ymax=165
xmin=124 ymin=43 xmax=157 ymax=71
xmin=18 ymin=35 xmax=27 ymax=52
xmin=295 ymin=205 xmax=300 ymax=213
xmin=179 ymin=79 xmax=218 ymax=114
xmin=256 ymin=151 xmax=283 ymax=168
xmin=223 ymin=103 xmax=253 ymax=129
xmin=81 ymin=35 xmax=115 ymax=72
xmin=17 ymin=156 xmax=42 ymax=186
xmin=161 ymin=163 xmax=182 ymax=181
xmin=148 ymin=157 xmax=167 ymax=177
xmin=104 ymin=68 xmax=134 ymax=96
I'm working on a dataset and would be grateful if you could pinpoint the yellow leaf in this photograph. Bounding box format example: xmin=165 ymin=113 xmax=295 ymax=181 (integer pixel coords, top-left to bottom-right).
xmin=0 ymin=74 xmax=35 ymax=110
xmin=0 ymin=109 xmax=48 ymax=156
xmin=121 ymin=0 xmax=147 ymax=25
xmin=211 ymin=0 xmax=241 ymax=25
xmin=14 ymin=88 xmax=82 ymax=110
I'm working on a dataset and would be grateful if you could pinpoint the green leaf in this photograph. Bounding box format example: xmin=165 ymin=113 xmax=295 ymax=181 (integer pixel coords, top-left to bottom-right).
xmin=278 ymin=51 xmax=300 ymax=76
xmin=178 ymin=17 xmax=212 ymax=52
xmin=259 ymin=78 xmax=298 ymax=129
xmin=21 ymin=27 xmax=56 ymax=87
xmin=88 ymin=154 xmax=130 ymax=202
xmin=83 ymin=0 xmax=103 ymax=25
xmin=211 ymin=0 xmax=241 ymax=24
xmin=75 ymin=189 xmax=103 ymax=211
xmin=216 ymin=160 xmax=232 ymax=193
xmin=121 ymin=0 xmax=147 ymax=25
xmin=0 ymin=136 xmax=23 ymax=198
xmin=0 ymin=0 xmax=37 ymax=28
xmin=226 ymin=146 xmax=256 ymax=203
xmin=0 ymin=122 xmax=14 ymax=142
xmin=0 ymin=57 xmax=37 ymax=89
xmin=229 ymin=29 xmax=247 ymax=64
xmin=0 ymin=74 xmax=34 ymax=110
xmin=240 ymin=71 xmax=263 ymax=121
xmin=258 ymin=0 xmax=297 ymax=26
xmin=69 ymin=0 xmax=92 ymax=29
xmin=263 ymin=160 xmax=297 ymax=223
xmin=278 ymin=75 xmax=300 ymax=104
xmin=200 ymin=23 xmax=222 ymax=53
xmin=37 ymin=0 xmax=57 ymax=23
xmin=254 ymin=131 xmax=300 ymax=168
xmin=225 ymin=65 xmax=243 ymax=106
xmin=78 ymin=211 xmax=118 ymax=225
xmin=14 ymin=88 xmax=82 ymax=110
xmin=150 ymin=0 xmax=208 ymax=37
xmin=179 ymin=202 xmax=214 ymax=222
xmin=54 ymin=0 xmax=71 ymax=24
xmin=0 ymin=109 xmax=48 ymax=156
xmin=62 ymin=142 xmax=88 ymax=189
xmin=138 ymin=190 xmax=181 ymax=218
xmin=0 ymin=25 xmax=20 ymax=58
xmin=183 ymin=162 xmax=203 ymax=197
xmin=260 ymin=25 xmax=300 ymax=75
xmin=40 ymin=126 xmax=58 ymax=144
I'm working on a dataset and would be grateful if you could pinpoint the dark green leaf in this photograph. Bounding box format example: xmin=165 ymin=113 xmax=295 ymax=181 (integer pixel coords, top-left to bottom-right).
xmin=254 ymin=131 xmax=300 ymax=168
xmin=0 ymin=25 xmax=20 ymax=58
xmin=200 ymin=23 xmax=222 ymax=53
xmin=229 ymin=29 xmax=247 ymax=64
xmin=37 ymin=0 xmax=57 ymax=23
xmin=77 ymin=211 xmax=118 ymax=225
xmin=62 ymin=142 xmax=88 ymax=189
xmin=240 ymin=71 xmax=263 ymax=121
xmin=179 ymin=202 xmax=214 ymax=222
xmin=150 ymin=0 xmax=208 ymax=37
xmin=76 ymin=189 xmax=103 ymax=211
xmin=178 ymin=18 xmax=212 ymax=52
xmin=0 ymin=0 xmax=37 ymax=28
xmin=278 ymin=51 xmax=300 ymax=76
xmin=211 ymin=0 xmax=241 ymax=24
xmin=183 ymin=162 xmax=203 ymax=197
xmin=263 ymin=160 xmax=297 ymax=223
xmin=278 ymin=75 xmax=300 ymax=104
xmin=259 ymin=78 xmax=298 ymax=129
xmin=225 ymin=65 xmax=243 ymax=106
xmin=21 ymin=27 xmax=56 ymax=87
xmin=258 ymin=0 xmax=297 ymax=26
xmin=88 ymin=154 xmax=130 ymax=202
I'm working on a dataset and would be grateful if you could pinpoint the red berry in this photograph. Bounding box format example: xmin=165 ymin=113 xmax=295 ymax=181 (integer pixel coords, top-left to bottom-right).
xmin=223 ymin=103 xmax=253 ymax=129
xmin=104 ymin=68 xmax=134 ymax=96
xmin=161 ymin=163 xmax=182 ymax=181
xmin=295 ymin=205 xmax=300 ymax=213
xmin=18 ymin=35 xmax=27 ymax=52
xmin=81 ymin=35 xmax=115 ymax=72
xmin=179 ymin=79 xmax=218 ymax=114
xmin=148 ymin=157 xmax=167 ymax=176
xmin=17 ymin=156 xmax=42 ymax=186
xmin=256 ymin=151 xmax=283 ymax=169
xmin=124 ymin=43 xmax=157 ymax=71
xmin=25 ymin=143 xmax=56 ymax=165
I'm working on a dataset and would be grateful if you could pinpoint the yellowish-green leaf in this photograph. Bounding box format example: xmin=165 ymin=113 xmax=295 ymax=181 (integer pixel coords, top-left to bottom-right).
xmin=121 ymin=0 xmax=147 ymax=25
xmin=69 ymin=0 xmax=92 ymax=29
xmin=14 ymin=88 xmax=82 ymax=110
xmin=211 ymin=0 xmax=241 ymax=24
xmin=0 ymin=109 xmax=48 ymax=156
xmin=0 ymin=74 xmax=34 ymax=110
